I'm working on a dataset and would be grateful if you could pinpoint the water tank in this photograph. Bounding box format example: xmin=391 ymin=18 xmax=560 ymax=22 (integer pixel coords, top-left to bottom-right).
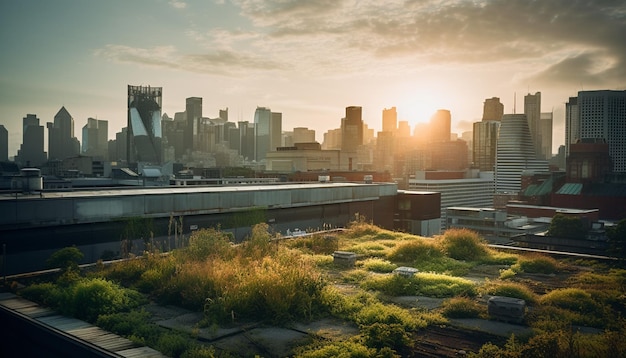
xmin=20 ymin=168 xmax=43 ymax=193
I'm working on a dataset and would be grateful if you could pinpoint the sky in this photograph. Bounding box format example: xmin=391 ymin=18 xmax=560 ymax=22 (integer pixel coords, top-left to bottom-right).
xmin=1 ymin=0 xmax=625 ymax=157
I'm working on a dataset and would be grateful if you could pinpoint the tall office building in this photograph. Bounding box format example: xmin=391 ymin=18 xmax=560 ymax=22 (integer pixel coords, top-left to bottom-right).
xmin=254 ymin=107 xmax=282 ymax=162
xmin=186 ymin=97 xmax=202 ymax=152
xmin=482 ymin=97 xmax=504 ymax=121
xmin=48 ymin=106 xmax=80 ymax=161
xmin=566 ymin=90 xmax=626 ymax=172
xmin=341 ymin=106 xmax=363 ymax=152
xmin=82 ymin=118 xmax=108 ymax=160
xmin=15 ymin=114 xmax=47 ymax=167
xmin=429 ymin=109 xmax=451 ymax=143
xmin=473 ymin=120 xmax=500 ymax=171
xmin=127 ymin=85 xmax=163 ymax=164
xmin=495 ymin=114 xmax=549 ymax=193
xmin=538 ymin=112 xmax=553 ymax=160
xmin=382 ymin=107 xmax=397 ymax=133
xmin=0 ymin=125 xmax=8 ymax=161
xmin=524 ymin=92 xmax=542 ymax=159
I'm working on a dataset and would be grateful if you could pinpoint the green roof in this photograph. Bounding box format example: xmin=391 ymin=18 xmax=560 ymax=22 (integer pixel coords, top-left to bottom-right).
xmin=556 ymin=183 xmax=583 ymax=195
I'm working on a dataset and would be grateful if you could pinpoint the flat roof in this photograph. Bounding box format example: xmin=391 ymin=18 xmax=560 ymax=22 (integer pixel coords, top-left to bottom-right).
xmin=1 ymin=182 xmax=394 ymax=201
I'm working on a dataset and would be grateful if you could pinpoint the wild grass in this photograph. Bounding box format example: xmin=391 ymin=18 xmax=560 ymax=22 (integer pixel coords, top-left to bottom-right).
xmin=479 ymin=280 xmax=538 ymax=305
xmin=362 ymin=272 xmax=476 ymax=298
xmin=440 ymin=297 xmax=486 ymax=318
xmin=357 ymin=258 xmax=397 ymax=273
xmin=436 ymin=228 xmax=489 ymax=261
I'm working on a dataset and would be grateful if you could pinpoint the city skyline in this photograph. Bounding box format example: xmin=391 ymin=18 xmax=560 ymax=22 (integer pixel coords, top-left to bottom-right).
xmin=2 ymin=1 xmax=626 ymax=157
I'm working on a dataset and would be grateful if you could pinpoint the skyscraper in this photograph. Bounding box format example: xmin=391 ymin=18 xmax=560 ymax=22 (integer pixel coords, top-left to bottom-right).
xmin=341 ymin=106 xmax=363 ymax=152
xmin=16 ymin=114 xmax=47 ymax=167
xmin=82 ymin=118 xmax=108 ymax=160
xmin=254 ymin=107 xmax=282 ymax=162
xmin=127 ymin=85 xmax=163 ymax=164
xmin=382 ymin=107 xmax=397 ymax=133
xmin=567 ymin=90 xmax=626 ymax=172
xmin=186 ymin=97 xmax=202 ymax=152
xmin=0 ymin=125 xmax=8 ymax=161
xmin=495 ymin=114 xmax=549 ymax=193
xmin=473 ymin=120 xmax=500 ymax=171
xmin=538 ymin=112 xmax=553 ymax=160
xmin=482 ymin=97 xmax=504 ymax=121
xmin=48 ymin=106 xmax=80 ymax=160
xmin=429 ymin=109 xmax=451 ymax=143
xmin=524 ymin=92 xmax=542 ymax=159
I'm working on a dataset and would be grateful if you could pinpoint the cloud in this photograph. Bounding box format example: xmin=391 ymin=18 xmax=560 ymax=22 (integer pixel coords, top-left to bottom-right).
xmin=94 ymin=45 xmax=286 ymax=75
xmin=169 ymin=0 xmax=187 ymax=9
xmin=95 ymin=0 xmax=626 ymax=85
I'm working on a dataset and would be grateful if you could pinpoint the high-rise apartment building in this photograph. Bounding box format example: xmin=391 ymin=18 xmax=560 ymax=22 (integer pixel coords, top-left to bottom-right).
xmin=341 ymin=106 xmax=363 ymax=152
xmin=0 ymin=125 xmax=8 ymax=162
xmin=82 ymin=118 xmax=108 ymax=160
xmin=382 ymin=107 xmax=397 ymax=133
xmin=473 ymin=120 xmax=500 ymax=171
xmin=48 ymin=106 xmax=80 ymax=161
xmin=429 ymin=109 xmax=451 ymax=143
xmin=186 ymin=97 xmax=202 ymax=152
xmin=16 ymin=114 xmax=47 ymax=167
xmin=495 ymin=114 xmax=549 ymax=193
xmin=482 ymin=97 xmax=504 ymax=121
xmin=524 ymin=92 xmax=542 ymax=159
xmin=566 ymin=90 xmax=626 ymax=172
xmin=127 ymin=85 xmax=163 ymax=164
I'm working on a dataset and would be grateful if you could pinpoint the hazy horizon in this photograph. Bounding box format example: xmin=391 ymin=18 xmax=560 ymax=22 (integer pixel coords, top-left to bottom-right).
xmin=2 ymin=0 xmax=625 ymax=157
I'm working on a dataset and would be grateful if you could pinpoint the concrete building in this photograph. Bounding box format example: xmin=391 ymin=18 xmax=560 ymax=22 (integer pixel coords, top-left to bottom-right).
xmin=482 ymin=97 xmax=504 ymax=121
xmin=82 ymin=118 xmax=108 ymax=160
xmin=382 ymin=107 xmax=397 ymax=133
xmin=254 ymin=107 xmax=282 ymax=163
xmin=15 ymin=114 xmax=47 ymax=167
xmin=473 ymin=120 xmax=500 ymax=171
xmin=186 ymin=97 xmax=202 ymax=153
xmin=524 ymin=92 xmax=542 ymax=159
xmin=292 ymin=127 xmax=315 ymax=144
xmin=495 ymin=114 xmax=549 ymax=194
xmin=341 ymin=106 xmax=363 ymax=153
xmin=429 ymin=109 xmax=451 ymax=143
xmin=0 ymin=124 xmax=7 ymax=162
xmin=569 ymin=90 xmax=626 ymax=172
xmin=47 ymin=106 xmax=80 ymax=161
xmin=265 ymin=142 xmax=341 ymax=171
xmin=539 ymin=112 xmax=553 ymax=160
xmin=408 ymin=170 xmax=494 ymax=231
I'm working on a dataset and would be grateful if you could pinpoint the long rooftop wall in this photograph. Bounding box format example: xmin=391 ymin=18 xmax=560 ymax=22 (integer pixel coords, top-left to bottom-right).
xmin=0 ymin=182 xmax=398 ymax=229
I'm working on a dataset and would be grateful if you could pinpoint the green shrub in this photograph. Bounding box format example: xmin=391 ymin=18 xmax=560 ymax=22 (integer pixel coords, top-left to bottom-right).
xmin=66 ymin=278 xmax=145 ymax=322
xmin=480 ymin=281 xmax=537 ymax=305
xmin=516 ymin=254 xmax=560 ymax=274
xmin=539 ymin=288 xmax=604 ymax=315
xmin=294 ymin=339 xmax=377 ymax=358
xmin=362 ymin=322 xmax=412 ymax=352
xmin=182 ymin=228 xmax=234 ymax=261
xmin=19 ymin=282 xmax=64 ymax=307
xmin=287 ymin=235 xmax=338 ymax=254
xmin=362 ymin=272 xmax=476 ymax=298
xmin=156 ymin=332 xmax=193 ymax=358
xmin=46 ymin=246 xmax=84 ymax=271
xmin=387 ymin=239 xmax=443 ymax=263
xmin=440 ymin=297 xmax=485 ymax=318
xmin=354 ymin=301 xmax=426 ymax=330
xmin=437 ymin=229 xmax=488 ymax=261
